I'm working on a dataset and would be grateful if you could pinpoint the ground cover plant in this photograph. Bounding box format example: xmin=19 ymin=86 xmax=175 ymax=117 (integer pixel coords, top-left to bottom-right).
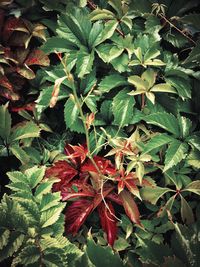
xmin=0 ymin=0 xmax=200 ymax=266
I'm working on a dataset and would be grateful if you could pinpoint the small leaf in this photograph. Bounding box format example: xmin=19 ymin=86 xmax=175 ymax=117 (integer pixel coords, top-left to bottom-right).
xmin=183 ymin=181 xmax=200 ymax=196
xmin=140 ymin=186 xmax=174 ymax=205
xmin=9 ymin=121 xmax=40 ymax=142
xmin=98 ymin=74 xmax=128 ymax=93
xmin=112 ymin=89 xmax=135 ymax=127
xmin=0 ymin=103 xmax=11 ymax=140
xmin=76 ymin=50 xmax=94 ymax=78
xmin=180 ymin=196 xmax=194 ymax=225
xmin=164 ymin=141 xmax=188 ymax=172
xmin=119 ymin=190 xmax=141 ymax=225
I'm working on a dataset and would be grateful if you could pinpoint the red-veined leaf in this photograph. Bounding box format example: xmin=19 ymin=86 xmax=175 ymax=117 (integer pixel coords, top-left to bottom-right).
xmin=119 ymin=190 xmax=141 ymax=225
xmin=98 ymin=201 xmax=117 ymax=247
xmin=61 ymin=180 xmax=95 ymax=201
xmin=45 ymin=160 xmax=77 ymax=191
xmin=93 ymin=185 xmax=115 ymax=210
xmin=65 ymin=199 xmax=93 ymax=235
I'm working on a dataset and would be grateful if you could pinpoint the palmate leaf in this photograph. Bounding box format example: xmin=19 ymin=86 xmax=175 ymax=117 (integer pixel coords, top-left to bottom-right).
xmin=41 ymin=36 xmax=77 ymax=54
xmin=112 ymin=89 xmax=135 ymax=127
xmin=165 ymin=76 xmax=191 ymax=99
xmin=0 ymin=103 xmax=11 ymax=140
xmin=164 ymin=140 xmax=189 ymax=172
xmin=187 ymin=135 xmax=200 ymax=151
xmin=144 ymin=112 xmax=180 ymax=137
xmin=183 ymin=181 xmax=200 ymax=196
xmin=9 ymin=121 xmax=41 ymax=143
xmin=187 ymin=149 xmax=200 ymax=168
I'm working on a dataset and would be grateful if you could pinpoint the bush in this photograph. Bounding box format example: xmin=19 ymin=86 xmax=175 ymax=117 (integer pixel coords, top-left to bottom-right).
xmin=0 ymin=0 xmax=200 ymax=266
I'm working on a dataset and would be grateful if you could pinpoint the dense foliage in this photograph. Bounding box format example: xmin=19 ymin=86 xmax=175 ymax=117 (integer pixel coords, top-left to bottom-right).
xmin=0 ymin=0 xmax=200 ymax=266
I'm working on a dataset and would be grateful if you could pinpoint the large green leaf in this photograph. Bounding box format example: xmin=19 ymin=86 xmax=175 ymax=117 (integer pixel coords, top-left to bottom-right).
xmin=98 ymin=74 xmax=128 ymax=93
xmin=144 ymin=112 xmax=180 ymax=137
xmin=142 ymin=133 xmax=175 ymax=154
xmin=9 ymin=121 xmax=41 ymax=143
xmin=41 ymin=37 xmax=77 ymax=53
xmin=0 ymin=104 xmax=11 ymax=140
xmin=112 ymin=89 xmax=135 ymax=127
xmin=140 ymin=186 xmax=174 ymax=205
xmin=164 ymin=141 xmax=188 ymax=172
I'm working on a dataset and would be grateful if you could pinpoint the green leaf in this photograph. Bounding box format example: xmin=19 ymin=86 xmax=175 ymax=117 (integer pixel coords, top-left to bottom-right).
xmin=180 ymin=196 xmax=194 ymax=225
xmin=112 ymin=89 xmax=135 ymax=127
xmin=178 ymin=116 xmax=192 ymax=139
xmin=187 ymin=135 xmax=200 ymax=151
xmin=142 ymin=133 xmax=174 ymax=154
xmin=0 ymin=232 xmax=25 ymax=262
xmin=35 ymin=180 xmax=57 ymax=199
xmin=94 ymin=20 xmax=118 ymax=46
xmin=145 ymin=112 xmax=180 ymax=137
xmin=183 ymin=39 xmax=200 ymax=64
xmin=64 ymin=97 xmax=79 ymax=128
xmin=140 ymin=186 xmax=174 ymax=205
xmin=96 ymin=43 xmax=123 ymax=63
xmin=0 ymin=229 xmax=10 ymax=250
xmin=76 ymin=50 xmax=94 ymax=78
xmin=13 ymin=245 xmax=40 ymax=266
xmin=164 ymin=141 xmax=188 ymax=172
xmin=187 ymin=149 xmax=200 ymax=168
xmin=41 ymin=204 xmax=65 ymax=228
xmin=183 ymin=181 xmax=200 ymax=196
xmin=39 ymin=192 xmax=61 ymax=212
xmin=108 ymin=0 xmax=123 ymax=17
xmin=113 ymin=237 xmax=130 ymax=252
xmin=128 ymin=75 xmax=148 ymax=91
xmin=151 ymin=83 xmax=177 ymax=94
xmin=166 ymin=76 xmax=192 ymax=99
xmin=9 ymin=121 xmax=41 ymax=142
xmin=41 ymin=36 xmax=77 ymax=54
xmin=9 ymin=144 xmax=30 ymax=164
xmin=0 ymin=103 xmax=11 ymax=140
xmin=6 ymin=171 xmax=28 ymax=184
xmin=89 ymin=8 xmax=115 ymax=21
xmin=24 ymin=166 xmax=46 ymax=189
xmin=98 ymin=74 xmax=128 ymax=93
xmin=86 ymin=236 xmax=124 ymax=267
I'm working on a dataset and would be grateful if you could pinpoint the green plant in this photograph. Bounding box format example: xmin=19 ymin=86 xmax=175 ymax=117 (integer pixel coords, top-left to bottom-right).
xmin=1 ymin=0 xmax=200 ymax=266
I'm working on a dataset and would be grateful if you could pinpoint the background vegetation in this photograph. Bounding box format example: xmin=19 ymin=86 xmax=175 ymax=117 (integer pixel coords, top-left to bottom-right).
xmin=0 ymin=0 xmax=200 ymax=266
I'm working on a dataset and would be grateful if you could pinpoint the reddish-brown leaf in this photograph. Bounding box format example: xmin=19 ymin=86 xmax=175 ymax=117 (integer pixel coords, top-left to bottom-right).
xmin=65 ymin=199 xmax=93 ymax=235
xmin=65 ymin=143 xmax=88 ymax=165
xmin=0 ymin=75 xmax=13 ymax=90
xmin=45 ymin=160 xmax=78 ymax=192
xmin=98 ymin=201 xmax=117 ymax=246
xmin=81 ymin=156 xmax=116 ymax=175
xmin=61 ymin=180 xmax=95 ymax=201
xmin=10 ymin=102 xmax=35 ymax=112
xmin=119 ymin=190 xmax=141 ymax=225
xmin=25 ymin=49 xmax=50 ymax=66
xmin=2 ymin=17 xmax=28 ymax=42
xmin=107 ymin=192 xmax=123 ymax=205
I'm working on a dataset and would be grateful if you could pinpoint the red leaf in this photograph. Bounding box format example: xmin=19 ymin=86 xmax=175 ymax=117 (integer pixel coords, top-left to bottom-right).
xmin=98 ymin=201 xmax=117 ymax=246
xmin=2 ymin=17 xmax=27 ymax=42
xmin=107 ymin=192 xmax=123 ymax=205
xmin=45 ymin=160 xmax=78 ymax=191
xmin=10 ymin=102 xmax=35 ymax=112
xmin=0 ymin=75 xmax=13 ymax=90
xmin=65 ymin=199 xmax=93 ymax=235
xmin=64 ymin=143 xmax=88 ymax=165
xmin=61 ymin=180 xmax=95 ymax=201
xmin=25 ymin=49 xmax=50 ymax=66
xmin=81 ymin=156 xmax=116 ymax=175
xmin=119 ymin=190 xmax=141 ymax=225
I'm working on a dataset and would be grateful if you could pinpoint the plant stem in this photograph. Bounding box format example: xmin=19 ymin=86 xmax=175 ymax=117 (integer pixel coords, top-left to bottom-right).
xmin=159 ymin=14 xmax=196 ymax=45
xmin=141 ymin=93 xmax=145 ymax=110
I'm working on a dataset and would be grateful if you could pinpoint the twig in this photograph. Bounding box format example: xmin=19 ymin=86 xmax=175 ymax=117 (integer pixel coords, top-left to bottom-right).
xmin=159 ymin=14 xmax=196 ymax=45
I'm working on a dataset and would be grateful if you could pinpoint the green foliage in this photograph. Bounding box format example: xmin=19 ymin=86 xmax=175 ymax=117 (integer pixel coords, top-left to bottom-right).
xmin=0 ymin=167 xmax=82 ymax=266
xmin=1 ymin=0 xmax=200 ymax=266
